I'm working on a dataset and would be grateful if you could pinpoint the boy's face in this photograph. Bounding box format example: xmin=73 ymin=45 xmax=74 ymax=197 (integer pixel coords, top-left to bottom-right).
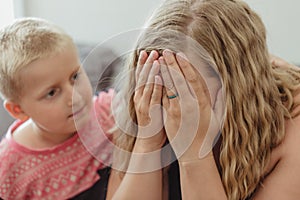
xmin=17 ymin=45 xmax=93 ymax=135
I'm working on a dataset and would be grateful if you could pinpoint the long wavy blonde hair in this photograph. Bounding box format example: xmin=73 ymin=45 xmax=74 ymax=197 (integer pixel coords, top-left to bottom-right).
xmin=113 ymin=0 xmax=300 ymax=199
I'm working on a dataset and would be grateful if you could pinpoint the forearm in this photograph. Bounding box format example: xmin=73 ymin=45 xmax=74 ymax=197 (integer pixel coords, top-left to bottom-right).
xmin=111 ymin=140 xmax=163 ymax=200
xmin=178 ymin=153 xmax=227 ymax=200
xmin=112 ymin=170 xmax=162 ymax=200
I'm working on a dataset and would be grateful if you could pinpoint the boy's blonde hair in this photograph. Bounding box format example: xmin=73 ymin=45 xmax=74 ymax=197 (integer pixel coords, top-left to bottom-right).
xmin=0 ymin=17 xmax=74 ymax=101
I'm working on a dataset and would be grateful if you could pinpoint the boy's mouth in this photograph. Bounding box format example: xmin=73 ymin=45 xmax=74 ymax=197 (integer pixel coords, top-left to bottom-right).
xmin=68 ymin=106 xmax=85 ymax=118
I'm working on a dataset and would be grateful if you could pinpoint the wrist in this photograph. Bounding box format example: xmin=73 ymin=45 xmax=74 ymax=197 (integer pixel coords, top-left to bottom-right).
xmin=178 ymin=151 xmax=214 ymax=166
xmin=127 ymin=149 xmax=162 ymax=173
xmin=134 ymin=137 xmax=165 ymax=153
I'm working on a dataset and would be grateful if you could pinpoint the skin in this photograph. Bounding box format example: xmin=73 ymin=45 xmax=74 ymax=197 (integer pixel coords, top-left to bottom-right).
xmin=160 ymin=51 xmax=300 ymax=199
xmin=4 ymin=44 xmax=93 ymax=149
xmin=107 ymin=50 xmax=165 ymax=200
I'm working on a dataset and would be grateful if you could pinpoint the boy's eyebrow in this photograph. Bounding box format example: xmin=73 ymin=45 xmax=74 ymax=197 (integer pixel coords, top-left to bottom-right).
xmin=36 ymin=65 xmax=81 ymax=98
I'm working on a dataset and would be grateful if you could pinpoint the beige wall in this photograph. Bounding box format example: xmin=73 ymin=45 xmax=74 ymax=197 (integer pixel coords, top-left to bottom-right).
xmin=244 ymin=0 xmax=300 ymax=64
xmin=21 ymin=0 xmax=300 ymax=64
xmin=23 ymin=0 xmax=162 ymax=44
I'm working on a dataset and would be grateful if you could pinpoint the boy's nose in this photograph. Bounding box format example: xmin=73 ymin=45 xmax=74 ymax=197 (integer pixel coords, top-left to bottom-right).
xmin=67 ymin=87 xmax=82 ymax=107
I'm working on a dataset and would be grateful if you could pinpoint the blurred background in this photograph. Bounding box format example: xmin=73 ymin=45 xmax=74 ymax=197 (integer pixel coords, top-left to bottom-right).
xmin=1 ymin=0 xmax=299 ymax=64
xmin=0 ymin=0 xmax=299 ymax=135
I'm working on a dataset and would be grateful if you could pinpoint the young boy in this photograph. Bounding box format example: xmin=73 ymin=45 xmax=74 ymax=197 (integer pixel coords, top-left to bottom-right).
xmin=0 ymin=17 xmax=115 ymax=200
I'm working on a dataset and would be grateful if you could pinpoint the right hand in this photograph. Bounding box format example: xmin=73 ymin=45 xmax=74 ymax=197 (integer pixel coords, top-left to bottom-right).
xmin=133 ymin=50 xmax=166 ymax=152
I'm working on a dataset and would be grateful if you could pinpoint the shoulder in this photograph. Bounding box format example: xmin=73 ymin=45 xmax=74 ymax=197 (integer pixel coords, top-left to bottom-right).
xmin=269 ymin=114 xmax=300 ymax=192
xmin=0 ymin=138 xmax=13 ymax=158
xmin=280 ymin=87 xmax=300 ymax=158
xmin=0 ymin=138 xmax=24 ymax=199
xmin=0 ymin=139 xmax=21 ymax=171
xmin=0 ymin=121 xmax=21 ymax=156
xmin=283 ymin=114 xmax=300 ymax=159
xmin=254 ymin=115 xmax=300 ymax=198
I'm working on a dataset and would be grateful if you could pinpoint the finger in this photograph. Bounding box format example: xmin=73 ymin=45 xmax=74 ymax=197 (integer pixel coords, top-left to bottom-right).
xmin=159 ymin=56 xmax=178 ymax=100
xmin=135 ymin=51 xmax=148 ymax=100
xmin=176 ymin=53 xmax=198 ymax=84
xmin=137 ymin=50 xmax=159 ymax=90
xmin=143 ymin=60 xmax=160 ymax=105
xmin=136 ymin=50 xmax=148 ymax=80
xmin=176 ymin=52 xmax=210 ymax=106
xmin=162 ymin=88 xmax=170 ymax=123
xmin=135 ymin=50 xmax=159 ymax=104
xmin=147 ymin=75 xmax=164 ymax=139
xmin=150 ymin=75 xmax=163 ymax=105
xmin=162 ymin=50 xmax=190 ymax=99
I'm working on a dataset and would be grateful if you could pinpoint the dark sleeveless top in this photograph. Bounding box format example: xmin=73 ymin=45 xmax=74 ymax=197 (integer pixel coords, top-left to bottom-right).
xmin=71 ymin=167 xmax=111 ymax=200
xmin=163 ymin=136 xmax=253 ymax=200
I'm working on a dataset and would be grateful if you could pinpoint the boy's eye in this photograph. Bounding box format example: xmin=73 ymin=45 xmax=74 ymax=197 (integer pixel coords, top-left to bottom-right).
xmin=72 ymin=72 xmax=79 ymax=81
xmin=46 ymin=89 xmax=57 ymax=98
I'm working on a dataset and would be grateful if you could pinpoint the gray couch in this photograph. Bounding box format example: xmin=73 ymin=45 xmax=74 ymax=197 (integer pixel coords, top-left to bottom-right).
xmin=0 ymin=44 xmax=121 ymax=138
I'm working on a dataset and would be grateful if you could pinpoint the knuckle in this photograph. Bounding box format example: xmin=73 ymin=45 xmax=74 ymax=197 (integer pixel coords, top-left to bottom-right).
xmin=176 ymin=77 xmax=186 ymax=86
xmin=165 ymin=55 xmax=176 ymax=66
xmin=197 ymin=96 xmax=210 ymax=109
xmin=144 ymin=84 xmax=152 ymax=94
xmin=169 ymin=105 xmax=181 ymax=117
xmin=138 ymin=78 xmax=147 ymax=86
xmin=138 ymin=75 xmax=147 ymax=85
xmin=137 ymin=104 xmax=148 ymax=116
xmin=133 ymin=93 xmax=140 ymax=104
xmin=187 ymin=73 xmax=198 ymax=82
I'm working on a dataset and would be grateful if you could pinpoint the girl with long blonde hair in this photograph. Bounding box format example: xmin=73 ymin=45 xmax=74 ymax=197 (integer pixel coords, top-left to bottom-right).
xmin=107 ymin=0 xmax=300 ymax=199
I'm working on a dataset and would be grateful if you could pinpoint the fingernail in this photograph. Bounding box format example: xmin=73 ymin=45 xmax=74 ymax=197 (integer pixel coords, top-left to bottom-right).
xmin=158 ymin=56 xmax=166 ymax=64
xmin=150 ymin=50 xmax=157 ymax=58
xmin=153 ymin=60 xmax=159 ymax=68
xmin=163 ymin=49 xmax=173 ymax=57
xmin=176 ymin=52 xmax=188 ymax=61
xmin=139 ymin=50 xmax=146 ymax=60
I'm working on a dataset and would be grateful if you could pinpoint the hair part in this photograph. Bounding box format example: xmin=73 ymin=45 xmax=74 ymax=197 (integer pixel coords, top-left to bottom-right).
xmin=0 ymin=17 xmax=75 ymax=101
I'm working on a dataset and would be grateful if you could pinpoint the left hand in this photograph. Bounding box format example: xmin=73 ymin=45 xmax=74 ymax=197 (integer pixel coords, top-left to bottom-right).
xmin=159 ymin=50 xmax=224 ymax=162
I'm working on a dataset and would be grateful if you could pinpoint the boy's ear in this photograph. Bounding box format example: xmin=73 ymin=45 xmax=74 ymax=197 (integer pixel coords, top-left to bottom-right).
xmin=3 ymin=100 xmax=29 ymax=121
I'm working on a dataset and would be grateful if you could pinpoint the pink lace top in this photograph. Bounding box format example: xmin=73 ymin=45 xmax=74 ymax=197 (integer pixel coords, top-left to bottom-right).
xmin=0 ymin=89 xmax=115 ymax=200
